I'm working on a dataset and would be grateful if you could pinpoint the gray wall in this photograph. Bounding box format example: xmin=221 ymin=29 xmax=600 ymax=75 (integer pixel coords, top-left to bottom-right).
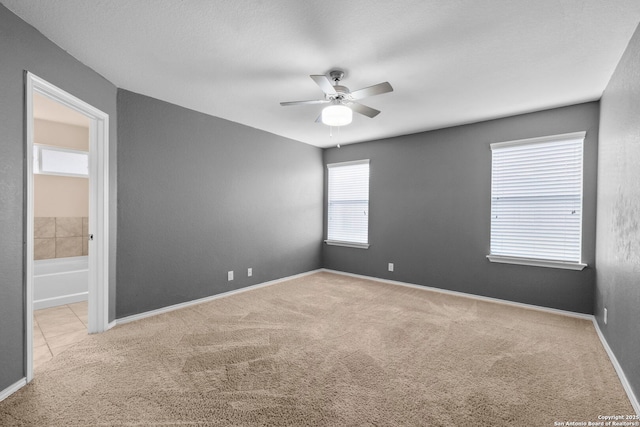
xmin=116 ymin=90 xmax=323 ymax=317
xmin=0 ymin=4 xmax=117 ymax=392
xmin=324 ymin=102 xmax=599 ymax=314
xmin=596 ymin=22 xmax=640 ymax=404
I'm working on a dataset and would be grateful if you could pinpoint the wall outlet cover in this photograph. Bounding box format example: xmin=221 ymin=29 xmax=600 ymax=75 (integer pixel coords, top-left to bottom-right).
xmin=248 ymin=268 xmax=252 ymax=277
xmin=228 ymin=271 xmax=234 ymax=281
xmin=604 ymin=307 xmax=608 ymax=324
xmin=388 ymin=263 xmax=394 ymax=272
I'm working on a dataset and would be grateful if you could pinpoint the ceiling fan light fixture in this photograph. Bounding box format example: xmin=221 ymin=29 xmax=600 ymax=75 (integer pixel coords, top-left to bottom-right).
xmin=322 ymin=104 xmax=352 ymax=127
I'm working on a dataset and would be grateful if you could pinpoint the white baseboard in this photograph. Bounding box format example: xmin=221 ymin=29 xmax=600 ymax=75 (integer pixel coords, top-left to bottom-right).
xmin=116 ymin=269 xmax=322 ymax=326
xmin=322 ymin=269 xmax=592 ymax=320
xmin=323 ymin=268 xmax=639 ymax=415
xmin=34 ymin=291 xmax=88 ymax=310
xmin=0 ymin=378 xmax=26 ymax=402
xmin=592 ymin=319 xmax=640 ymax=415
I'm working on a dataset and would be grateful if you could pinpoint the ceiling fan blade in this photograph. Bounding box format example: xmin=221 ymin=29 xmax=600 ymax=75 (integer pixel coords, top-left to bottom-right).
xmin=310 ymin=75 xmax=338 ymax=96
xmin=350 ymin=82 xmax=393 ymax=100
xmin=280 ymin=99 xmax=330 ymax=106
xmin=347 ymin=102 xmax=380 ymax=118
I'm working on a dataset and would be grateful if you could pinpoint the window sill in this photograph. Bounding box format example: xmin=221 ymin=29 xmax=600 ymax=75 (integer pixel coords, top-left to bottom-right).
xmin=486 ymin=255 xmax=587 ymax=271
xmin=324 ymin=240 xmax=370 ymax=249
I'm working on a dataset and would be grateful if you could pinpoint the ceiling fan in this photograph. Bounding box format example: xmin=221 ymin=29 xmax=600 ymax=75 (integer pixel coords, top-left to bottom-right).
xmin=280 ymin=70 xmax=393 ymax=127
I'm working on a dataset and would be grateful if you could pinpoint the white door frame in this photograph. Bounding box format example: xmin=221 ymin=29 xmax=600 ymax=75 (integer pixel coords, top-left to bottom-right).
xmin=25 ymin=72 xmax=110 ymax=382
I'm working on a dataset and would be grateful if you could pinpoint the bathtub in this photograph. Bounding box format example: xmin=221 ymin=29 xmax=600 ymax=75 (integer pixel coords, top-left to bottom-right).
xmin=34 ymin=256 xmax=88 ymax=310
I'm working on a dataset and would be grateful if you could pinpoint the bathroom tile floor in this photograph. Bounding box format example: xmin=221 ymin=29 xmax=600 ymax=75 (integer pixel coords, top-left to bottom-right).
xmin=33 ymin=301 xmax=88 ymax=370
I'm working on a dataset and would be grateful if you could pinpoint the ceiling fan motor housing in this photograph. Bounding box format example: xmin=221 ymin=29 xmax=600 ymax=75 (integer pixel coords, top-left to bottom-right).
xmin=330 ymin=85 xmax=350 ymax=101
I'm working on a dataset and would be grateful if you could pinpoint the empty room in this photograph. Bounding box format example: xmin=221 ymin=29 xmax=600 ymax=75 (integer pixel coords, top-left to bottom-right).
xmin=1 ymin=1 xmax=639 ymax=425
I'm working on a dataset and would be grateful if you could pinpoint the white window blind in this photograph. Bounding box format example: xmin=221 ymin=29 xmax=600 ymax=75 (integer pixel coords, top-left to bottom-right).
xmin=326 ymin=159 xmax=370 ymax=248
xmin=489 ymin=132 xmax=585 ymax=268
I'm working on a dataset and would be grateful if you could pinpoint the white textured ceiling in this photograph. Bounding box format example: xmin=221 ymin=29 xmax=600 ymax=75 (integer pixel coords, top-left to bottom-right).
xmin=4 ymin=1 xmax=640 ymax=148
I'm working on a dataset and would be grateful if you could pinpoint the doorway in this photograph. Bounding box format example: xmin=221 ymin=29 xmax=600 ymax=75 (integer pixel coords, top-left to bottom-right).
xmin=25 ymin=72 xmax=110 ymax=382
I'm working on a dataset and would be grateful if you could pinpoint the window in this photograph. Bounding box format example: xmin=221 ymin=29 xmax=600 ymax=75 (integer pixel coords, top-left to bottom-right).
xmin=487 ymin=132 xmax=586 ymax=270
xmin=34 ymin=144 xmax=89 ymax=177
xmin=326 ymin=159 xmax=370 ymax=248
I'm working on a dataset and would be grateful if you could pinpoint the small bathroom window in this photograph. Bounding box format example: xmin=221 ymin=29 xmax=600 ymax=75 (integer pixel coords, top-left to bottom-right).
xmin=34 ymin=144 xmax=89 ymax=177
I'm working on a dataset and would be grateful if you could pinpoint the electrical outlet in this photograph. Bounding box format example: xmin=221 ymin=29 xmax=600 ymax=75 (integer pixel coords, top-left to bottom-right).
xmin=388 ymin=263 xmax=394 ymax=272
xmin=248 ymin=268 xmax=252 ymax=277
xmin=604 ymin=307 xmax=608 ymax=325
xmin=228 ymin=271 xmax=234 ymax=281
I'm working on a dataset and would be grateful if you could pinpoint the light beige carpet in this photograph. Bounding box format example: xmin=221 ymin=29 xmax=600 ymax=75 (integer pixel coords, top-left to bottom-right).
xmin=0 ymin=272 xmax=633 ymax=426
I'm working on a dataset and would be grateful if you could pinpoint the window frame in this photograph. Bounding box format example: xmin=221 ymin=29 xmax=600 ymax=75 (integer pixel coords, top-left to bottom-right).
xmin=486 ymin=132 xmax=587 ymax=271
xmin=325 ymin=159 xmax=370 ymax=249
xmin=34 ymin=143 xmax=89 ymax=178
